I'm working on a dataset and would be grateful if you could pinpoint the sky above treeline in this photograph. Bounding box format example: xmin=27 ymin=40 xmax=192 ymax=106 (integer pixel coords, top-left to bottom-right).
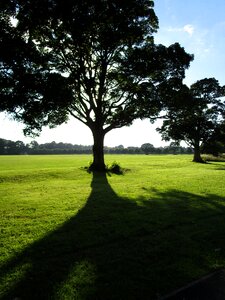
xmin=1 ymin=0 xmax=225 ymax=147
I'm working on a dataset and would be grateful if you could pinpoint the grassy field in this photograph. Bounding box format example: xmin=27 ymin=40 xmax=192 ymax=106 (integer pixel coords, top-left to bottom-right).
xmin=0 ymin=154 xmax=225 ymax=299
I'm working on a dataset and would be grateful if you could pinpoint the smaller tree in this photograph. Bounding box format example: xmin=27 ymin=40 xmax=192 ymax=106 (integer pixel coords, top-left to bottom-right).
xmin=201 ymin=122 xmax=225 ymax=156
xmin=158 ymin=78 xmax=225 ymax=162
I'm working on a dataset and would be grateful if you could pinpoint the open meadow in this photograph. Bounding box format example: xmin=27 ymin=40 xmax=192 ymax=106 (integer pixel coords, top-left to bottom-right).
xmin=0 ymin=154 xmax=225 ymax=299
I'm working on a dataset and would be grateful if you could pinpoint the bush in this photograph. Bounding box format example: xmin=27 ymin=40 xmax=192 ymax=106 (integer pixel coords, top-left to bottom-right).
xmin=107 ymin=162 xmax=124 ymax=174
xmin=82 ymin=161 xmax=129 ymax=174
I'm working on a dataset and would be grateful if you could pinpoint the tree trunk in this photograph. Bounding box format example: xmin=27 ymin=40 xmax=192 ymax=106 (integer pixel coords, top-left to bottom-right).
xmin=192 ymin=145 xmax=204 ymax=163
xmin=90 ymin=127 xmax=106 ymax=172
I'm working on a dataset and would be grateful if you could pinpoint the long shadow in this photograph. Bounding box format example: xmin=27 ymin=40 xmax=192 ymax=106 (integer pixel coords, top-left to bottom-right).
xmin=1 ymin=172 xmax=225 ymax=299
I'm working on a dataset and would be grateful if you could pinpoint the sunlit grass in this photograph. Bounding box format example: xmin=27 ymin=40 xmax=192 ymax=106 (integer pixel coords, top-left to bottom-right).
xmin=0 ymin=154 xmax=225 ymax=299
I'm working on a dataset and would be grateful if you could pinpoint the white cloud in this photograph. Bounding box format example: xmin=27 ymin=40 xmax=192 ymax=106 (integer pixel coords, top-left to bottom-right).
xmin=183 ymin=24 xmax=194 ymax=36
xmin=167 ymin=24 xmax=195 ymax=36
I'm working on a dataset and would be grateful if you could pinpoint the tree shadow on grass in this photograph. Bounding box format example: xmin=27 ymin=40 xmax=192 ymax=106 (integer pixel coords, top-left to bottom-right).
xmin=1 ymin=172 xmax=225 ymax=299
xmin=209 ymin=162 xmax=225 ymax=170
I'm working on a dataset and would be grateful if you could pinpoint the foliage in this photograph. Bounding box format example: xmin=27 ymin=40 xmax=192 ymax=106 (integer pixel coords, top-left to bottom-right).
xmin=1 ymin=155 xmax=225 ymax=299
xmin=158 ymin=78 xmax=225 ymax=162
xmin=0 ymin=0 xmax=193 ymax=170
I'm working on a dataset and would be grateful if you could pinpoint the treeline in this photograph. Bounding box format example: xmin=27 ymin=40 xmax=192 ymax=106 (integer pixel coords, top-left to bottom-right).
xmin=0 ymin=138 xmax=193 ymax=155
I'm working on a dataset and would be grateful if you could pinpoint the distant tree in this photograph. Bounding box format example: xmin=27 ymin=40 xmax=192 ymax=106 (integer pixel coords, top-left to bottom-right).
xmin=116 ymin=145 xmax=124 ymax=150
xmin=127 ymin=147 xmax=141 ymax=154
xmin=158 ymin=78 xmax=225 ymax=162
xmin=141 ymin=143 xmax=155 ymax=155
xmin=14 ymin=140 xmax=27 ymax=154
xmin=29 ymin=141 xmax=39 ymax=149
xmin=0 ymin=138 xmax=7 ymax=154
xmin=113 ymin=145 xmax=125 ymax=154
xmin=0 ymin=0 xmax=193 ymax=170
xmin=0 ymin=139 xmax=27 ymax=154
xmin=168 ymin=142 xmax=181 ymax=155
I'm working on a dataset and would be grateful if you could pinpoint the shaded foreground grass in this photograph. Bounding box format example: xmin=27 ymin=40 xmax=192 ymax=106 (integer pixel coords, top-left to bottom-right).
xmin=0 ymin=155 xmax=225 ymax=299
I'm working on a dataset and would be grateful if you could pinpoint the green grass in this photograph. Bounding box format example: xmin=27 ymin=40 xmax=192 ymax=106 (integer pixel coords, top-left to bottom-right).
xmin=0 ymin=154 xmax=225 ymax=299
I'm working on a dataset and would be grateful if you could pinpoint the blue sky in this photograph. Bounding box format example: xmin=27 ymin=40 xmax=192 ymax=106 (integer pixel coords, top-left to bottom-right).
xmin=154 ymin=0 xmax=225 ymax=86
xmin=1 ymin=0 xmax=225 ymax=147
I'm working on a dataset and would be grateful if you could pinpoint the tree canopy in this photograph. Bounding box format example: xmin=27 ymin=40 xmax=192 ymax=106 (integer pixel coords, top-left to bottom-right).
xmin=158 ymin=78 xmax=225 ymax=162
xmin=0 ymin=0 xmax=193 ymax=170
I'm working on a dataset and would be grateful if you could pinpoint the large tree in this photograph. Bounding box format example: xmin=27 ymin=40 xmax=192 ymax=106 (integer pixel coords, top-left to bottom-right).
xmin=0 ymin=0 xmax=193 ymax=170
xmin=158 ymin=78 xmax=225 ymax=162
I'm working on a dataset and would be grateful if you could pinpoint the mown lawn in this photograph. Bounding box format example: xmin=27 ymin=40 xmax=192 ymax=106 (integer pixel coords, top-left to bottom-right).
xmin=0 ymin=154 xmax=225 ymax=299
